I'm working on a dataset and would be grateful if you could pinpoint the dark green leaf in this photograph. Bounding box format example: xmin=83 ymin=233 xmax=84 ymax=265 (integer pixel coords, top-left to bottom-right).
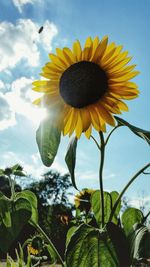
xmin=45 ymin=244 xmax=57 ymax=264
xmin=91 ymin=190 xmax=111 ymax=226
xmin=0 ymin=195 xmax=11 ymax=227
xmin=36 ymin=117 xmax=61 ymax=167
xmin=65 ymin=224 xmax=119 ymax=267
xmin=11 ymin=164 xmax=23 ymax=173
xmin=128 ymin=223 xmax=150 ymax=261
xmin=115 ymin=116 xmax=150 ymax=145
xmin=106 ymin=222 xmax=131 ymax=267
xmin=66 ymin=225 xmax=78 ymax=247
xmin=0 ymin=198 xmax=32 ymax=252
xmin=15 ymin=190 xmax=38 ymax=224
xmin=110 ymin=191 xmax=121 ymax=224
xmin=13 ymin=170 xmax=26 ymax=177
xmin=0 ymin=169 xmax=4 ymax=176
xmin=122 ymin=207 xmax=144 ymax=235
xmin=65 ymin=137 xmax=78 ymax=189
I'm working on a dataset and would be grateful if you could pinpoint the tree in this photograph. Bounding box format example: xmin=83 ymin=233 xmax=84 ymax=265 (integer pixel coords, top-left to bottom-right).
xmin=27 ymin=170 xmax=72 ymax=206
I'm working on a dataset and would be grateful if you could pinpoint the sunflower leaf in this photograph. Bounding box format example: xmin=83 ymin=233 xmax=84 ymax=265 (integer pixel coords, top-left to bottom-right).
xmin=65 ymin=137 xmax=78 ymax=189
xmin=121 ymin=207 xmax=144 ymax=236
xmin=115 ymin=116 xmax=150 ymax=145
xmin=65 ymin=223 xmax=120 ymax=267
xmin=91 ymin=190 xmax=112 ymax=227
xmin=36 ymin=117 xmax=61 ymax=167
xmin=128 ymin=224 xmax=150 ymax=260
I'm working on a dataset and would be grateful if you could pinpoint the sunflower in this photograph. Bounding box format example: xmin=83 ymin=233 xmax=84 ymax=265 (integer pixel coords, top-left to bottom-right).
xmin=75 ymin=188 xmax=95 ymax=213
xmin=33 ymin=36 xmax=139 ymax=138
xmin=27 ymin=244 xmax=39 ymax=255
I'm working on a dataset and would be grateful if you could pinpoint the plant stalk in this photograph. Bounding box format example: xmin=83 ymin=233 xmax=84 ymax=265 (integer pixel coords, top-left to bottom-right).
xmin=91 ymin=135 xmax=101 ymax=150
xmin=105 ymin=125 xmax=121 ymax=146
xmin=99 ymin=132 xmax=105 ymax=227
xmin=109 ymin=163 xmax=150 ymax=222
xmin=31 ymin=221 xmax=65 ymax=267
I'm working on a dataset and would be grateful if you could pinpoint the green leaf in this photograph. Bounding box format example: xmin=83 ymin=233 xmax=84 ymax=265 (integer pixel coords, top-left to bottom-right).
xmin=115 ymin=116 xmax=150 ymax=145
xmin=66 ymin=225 xmax=78 ymax=247
xmin=110 ymin=191 xmax=121 ymax=224
xmin=11 ymin=164 xmax=23 ymax=173
xmin=106 ymin=222 xmax=131 ymax=267
xmin=65 ymin=224 xmax=119 ymax=267
xmin=15 ymin=190 xmax=38 ymax=224
xmin=0 ymin=198 xmax=32 ymax=252
xmin=45 ymin=244 xmax=57 ymax=264
xmin=91 ymin=190 xmax=111 ymax=226
xmin=122 ymin=207 xmax=144 ymax=235
xmin=0 ymin=195 xmax=11 ymax=227
xmin=13 ymin=170 xmax=26 ymax=177
xmin=65 ymin=137 xmax=78 ymax=189
xmin=0 ymin=169 xmax=4 ymax=176
xmin=128 ymin=223 xmax=150 ymax=261
xmin=36 ymin=117 xmax=61 ymax=167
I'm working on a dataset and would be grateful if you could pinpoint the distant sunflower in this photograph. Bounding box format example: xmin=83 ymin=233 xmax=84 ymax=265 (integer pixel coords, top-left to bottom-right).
xmin=33 ymin=36 xmax=139 ymax=138
xmin=75 ymin=188 xmax=95 ymax=212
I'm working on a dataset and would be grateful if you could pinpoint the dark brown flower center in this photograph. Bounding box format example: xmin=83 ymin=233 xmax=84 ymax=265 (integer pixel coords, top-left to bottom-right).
xmin=59 ymin=61 xmax=108 ymax=108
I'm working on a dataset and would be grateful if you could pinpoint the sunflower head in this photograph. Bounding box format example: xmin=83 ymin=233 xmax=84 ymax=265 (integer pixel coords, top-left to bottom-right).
xmin=28 ymin=236 xmax=43 ymax=255
xmin=74 ymin=188 xmax=95 ymax=213
xmin=33 ymin=36 xmax=139 ymax=138
xmin=27 ymin=244 xmax=39 ymax=256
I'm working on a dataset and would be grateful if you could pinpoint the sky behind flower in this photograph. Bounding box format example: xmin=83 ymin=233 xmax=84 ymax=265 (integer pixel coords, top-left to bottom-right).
xmin=0 ymin=0 xmax=150 ymax=207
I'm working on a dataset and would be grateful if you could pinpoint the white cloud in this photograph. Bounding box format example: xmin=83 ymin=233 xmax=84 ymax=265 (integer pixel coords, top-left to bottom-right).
xmin=0 ymin=80 xmax=5 ymax=90
xmin=12 ymin=0 xmax=36 ymax=13
xmin=0 ymin=19 xmax=58 ymax=71
xmin=0 ymin=76 xmax=48 ymax=130
xmin=0 ymin=151 xmax=68 ymax=181
xmin=129 ymin=196 xmax=150 ymax=210
xmin=0 ymin=93 xmax=16 ymax=130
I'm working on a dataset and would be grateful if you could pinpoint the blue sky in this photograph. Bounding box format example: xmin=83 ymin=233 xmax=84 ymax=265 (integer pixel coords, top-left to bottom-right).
xmin=0 ymin=0 xmax=150 ymax=208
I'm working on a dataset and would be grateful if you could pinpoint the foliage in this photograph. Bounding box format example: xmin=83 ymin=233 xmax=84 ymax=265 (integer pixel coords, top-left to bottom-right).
xmin=0 ymin=113 xmax=150 ymax=267
xmin=26 ymin=170 xmax=72 ymax=206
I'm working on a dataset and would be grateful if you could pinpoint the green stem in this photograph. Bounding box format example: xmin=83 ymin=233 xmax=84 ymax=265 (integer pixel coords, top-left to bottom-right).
xmin=142 ymin=210 xmax=150 ymax=223
xmin=91 ymin=135 xmax=101 ymax=150
xmin=99 ymin=132 xmax=105 ymax=228
xmin=109 ymin=163 xmax=150 ymax=222
xmin=8 ymin=175 xmax=15 ymax=200
xmin=31 ymin=221 xmax=65 ymax=267
xmin=105 ymin=125 xmax=121 ymax=146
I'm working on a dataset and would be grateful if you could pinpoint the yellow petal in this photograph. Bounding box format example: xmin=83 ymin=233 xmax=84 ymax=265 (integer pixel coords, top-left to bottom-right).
xmin=108 ymin=64 xmax=136 ymax=75
xmin=94 ymin=106 xmax=107 ymax=131
xmin=75 ymin=110 xmax=83 ymax=138
xmin=45 ymin=62 xmax=63 ymax=72
xmin=33 ymin=97 xmax=43 ymax=105
xmin=106 ymin=53 xmax=130 ymax=70
xmin=80 ymin=107 xmax=91 ymax=131
xmin=101 ymin=45 xmax=123 ymax=67
xmin=109 ymin=71 xmax=140 ymax=83
xmin=100 ymin=47 xmax=116 ymax=66
xmin=56 ymin=48 xmax=70 ymax=67
xmin=82 ymin=47 xmax=91 ymax=61
xmin=92 ymin=36 xmax=108 ymax=62
xmin=69 ymin=109 xmax=78 ymax=137
xmin=63 ymin=47 xmax=76 ymax=65
xmin=49 ymin=53 xmax=67 ymax=69
xmin=63 ymin=108 xmax=74 ymax=135
xmin=88 ymin=106 xmax=101 ymax=131
xmin=96 ymin=103 xmax=115 ymax=126
xmin=84 ymin=36 xmax=92 ymax=48
xmin=84 ymin=125 xmax=92 ymax=139
xmin=91 ymin=36 xmax=99 ymax=58
xmin=102 ymin=42 xmax=116 ymax=59
xmin=73 ymin=40 xmax=82 ymax=61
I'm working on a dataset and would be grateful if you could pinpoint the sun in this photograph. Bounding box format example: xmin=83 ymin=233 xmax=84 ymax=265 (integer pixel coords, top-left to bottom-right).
xmin=32 ymin=36 xmax=139 ymax=138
